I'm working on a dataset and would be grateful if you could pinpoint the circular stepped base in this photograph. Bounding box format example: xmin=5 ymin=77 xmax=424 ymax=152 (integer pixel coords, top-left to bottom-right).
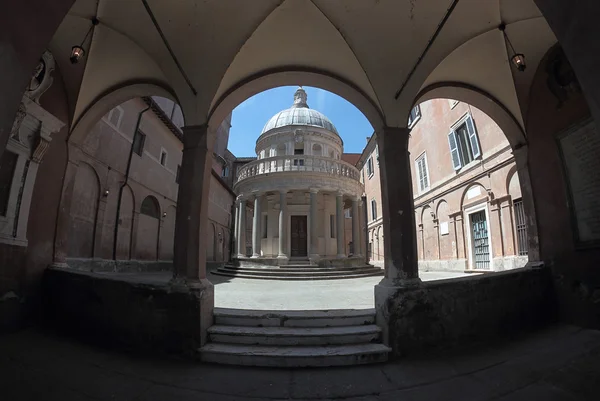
xmin=212 ymin=264 xmax=383 ymax=280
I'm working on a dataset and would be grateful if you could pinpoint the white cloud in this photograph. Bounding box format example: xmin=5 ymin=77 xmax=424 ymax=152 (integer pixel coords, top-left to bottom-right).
xmin=314 ymin=88 xmax=327 ymax=112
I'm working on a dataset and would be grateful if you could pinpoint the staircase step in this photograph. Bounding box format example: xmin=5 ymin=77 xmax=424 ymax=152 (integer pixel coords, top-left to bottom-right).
xmin=208 ymin=325 xmax=381 ymax=346
xmin=220 ymin=266 xmax=381 ymax=275
xmin=211 ymin=270 xmax=384 ymax=281
xmin=214 ymin=308 xmax=375 ymax=328
xmin=199 ymin=343 xmax=390 ymax=367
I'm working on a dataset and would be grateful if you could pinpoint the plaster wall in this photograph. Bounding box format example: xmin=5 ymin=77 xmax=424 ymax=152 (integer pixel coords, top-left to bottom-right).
xmin=525 ymin=46 xmax=600 ymax=328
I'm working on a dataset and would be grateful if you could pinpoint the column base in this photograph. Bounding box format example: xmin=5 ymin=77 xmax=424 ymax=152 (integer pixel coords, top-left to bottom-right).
xmin=374 ymin=277 xmax=422 ymax=352
xmin=337 ymin=254 xmax=345 ymax=259
xmin=168 ymin=277 xmax=214 ymax=348
xmin=277 ymin=255 xmax=289 ymax=265
xmin=309 ymin=254 xmax=320 ymax=263
xmin=237 ymin=253 xmax=246 ymax=259
xmin=251 ymin=254 xmax=261 ymax=258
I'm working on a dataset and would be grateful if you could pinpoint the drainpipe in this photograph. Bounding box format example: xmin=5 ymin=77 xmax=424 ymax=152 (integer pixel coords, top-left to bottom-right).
xmin=362 ymin=195 xmax=369 ymax=264
xmin=112 ymin=105 xmax=151 ymax=260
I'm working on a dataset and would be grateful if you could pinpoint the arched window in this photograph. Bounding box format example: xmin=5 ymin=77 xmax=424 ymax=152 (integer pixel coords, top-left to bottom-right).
xmin=312 ymin=143 xmax=322 ymax=156
xmin=140 ymin=196 xmax=160 ymax=219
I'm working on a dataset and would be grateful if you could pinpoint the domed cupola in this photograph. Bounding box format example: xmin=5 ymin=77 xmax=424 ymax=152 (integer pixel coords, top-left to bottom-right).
xmin=261 ymin=87 xmax=339 ymax=135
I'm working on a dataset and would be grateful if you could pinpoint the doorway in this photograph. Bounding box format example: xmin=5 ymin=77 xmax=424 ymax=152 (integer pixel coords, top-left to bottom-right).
xmin=470 ymin=210 xmax=490 ymax=270
xmin=290 ymin=215 xmax=308 ymax=257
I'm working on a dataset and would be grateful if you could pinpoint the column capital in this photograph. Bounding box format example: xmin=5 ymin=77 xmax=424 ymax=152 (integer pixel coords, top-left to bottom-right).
xmin=181 ymin=124 xmax=215 ymax=150
xmin=309 ymin=188 xmax=319 ymax=194
xmin=336 ymin=191 xmax=344 ymax=198
xmin=375 ymin=126 xmax=411 ymax=152
xmin=236 ymin=195 xmax=245 ymax=202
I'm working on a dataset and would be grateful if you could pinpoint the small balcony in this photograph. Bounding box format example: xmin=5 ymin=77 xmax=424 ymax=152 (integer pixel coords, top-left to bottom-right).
xmin=234 ymin=155 xmax=361 ymax=186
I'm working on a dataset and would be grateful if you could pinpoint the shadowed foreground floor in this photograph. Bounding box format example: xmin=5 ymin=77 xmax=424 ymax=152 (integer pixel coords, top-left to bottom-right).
xmin=1 ymin=325 xmax=599 ymax=400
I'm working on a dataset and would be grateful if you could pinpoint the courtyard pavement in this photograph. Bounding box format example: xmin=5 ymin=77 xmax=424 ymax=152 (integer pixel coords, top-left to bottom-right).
xmin=1 ymin=324 xmax=599 ymax=400
xmin=211 ymin=270 xmax=474 ymax=310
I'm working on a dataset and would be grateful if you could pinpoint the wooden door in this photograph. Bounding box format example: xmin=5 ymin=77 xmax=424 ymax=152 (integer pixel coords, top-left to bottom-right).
xmin=290 ymin=215 xmax=308 ymax=257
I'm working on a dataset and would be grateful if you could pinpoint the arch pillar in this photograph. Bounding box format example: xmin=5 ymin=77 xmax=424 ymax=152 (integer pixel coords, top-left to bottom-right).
xmin=374 ymin=126 xmax=420 ymax=347
xmin=513 ymin=145 xmax=541 ymax=262
xmin=170 ymin=124 xmax=215 ymax=346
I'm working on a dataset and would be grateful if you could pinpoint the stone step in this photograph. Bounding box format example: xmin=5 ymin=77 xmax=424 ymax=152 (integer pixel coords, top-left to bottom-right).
xmin=211 ymin=270 xmax=384 ymax=281
xmin=220 ymin=266 xmax=382 ymax=275
xmin=213 ymin=308 xmax=375 ymax=328
xmin=208 ymin=324 xmax=381 ymax=346
xmin=199 ymin=343 xmax=390 ymax=367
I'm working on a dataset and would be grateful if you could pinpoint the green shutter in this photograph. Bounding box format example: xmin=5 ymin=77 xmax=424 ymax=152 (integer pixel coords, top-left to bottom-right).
xmin=466 ymin=116 xmax=481 ymax=159
xmin=448 ymin=130 xmax=462 ymax=170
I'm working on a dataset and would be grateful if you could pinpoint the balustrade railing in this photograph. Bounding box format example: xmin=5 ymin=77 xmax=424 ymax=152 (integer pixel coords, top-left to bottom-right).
xmin=235 ymin=155 xmax=361 ymax=184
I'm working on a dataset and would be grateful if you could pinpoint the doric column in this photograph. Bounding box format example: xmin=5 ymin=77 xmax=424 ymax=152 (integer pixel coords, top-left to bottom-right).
xmin=309 ymin=188 xmax=319 ymax=259
xmin=172 ymin=125 xmax=215 ymax=282
xmin=513 ymin=145 xmax=540 ymax=261
xmin=251 ymin=193 xmax=262 ymax=258
xmin=336 ymin=192 xmax=345 ymax=258
xmin=352 ymin=197 xmax=361 ymax=257
xmin=277 ymin=190 xmax=288 ymax=260
xmin=232 ymin=201 xmax=239 ymax=258
xmin=376 ymin=127 xmax=419 ymax=284
xmin=237 ymin=197 xmax=246 ymax=258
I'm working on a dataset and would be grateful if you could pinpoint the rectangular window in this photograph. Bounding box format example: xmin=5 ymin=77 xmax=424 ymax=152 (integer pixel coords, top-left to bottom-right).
xmin=371 ymin=199 xmax=377 ymax=221
xmin=293 ymin=158 xmax=305 ymax=166
xmin=375 ymin=144 xmax=380 ymax=165
xmin=513 ymin=199 xmax=528 ymax=256
xmin=176 ymin=165 xmax=181 ymax=183
xmin=294 ymin=149 xmax=304 ymax=155
xmin=222 ymin=166 xmax=229 ymax=177
xmin=366 ymin=156 xmax=374 ymax=178
xmin=408 ymin=105 xmax=421 ymax=127
xmin=160 ymin=150 xmax=167 ymax=166
xmin=132 ymin=130 xmax=146 ymax=156
xmin=262 ymin=214 xmax=268 ymax=239
xmin=416 ymin=153 xmax=430 ymax=193
xmin=448 ymin=115 xmax=481 ymax=171
xmin=0 ymin=151 xmax=18 ymax=216
xmin=345 ymin=209 xmax=352 ymax=218
xmin=330 ymin=215 xmax=335 ymax=238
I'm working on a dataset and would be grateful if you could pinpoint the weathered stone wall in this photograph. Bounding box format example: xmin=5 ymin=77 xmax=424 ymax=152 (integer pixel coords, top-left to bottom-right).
xmin=526 ymin=44 xmax=600 ymax=329
xmin=381 ymin=266 xmax=556 ymax=357
xmin=43 ymin=268 xmax=212 ymax=355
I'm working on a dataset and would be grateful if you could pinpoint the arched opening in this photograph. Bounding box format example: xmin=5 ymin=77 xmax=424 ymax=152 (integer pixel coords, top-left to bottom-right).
xmin=137 ymin=196 xmax=160 ymax=261
xmin=407 ymin=94 xmax=534 ymax=275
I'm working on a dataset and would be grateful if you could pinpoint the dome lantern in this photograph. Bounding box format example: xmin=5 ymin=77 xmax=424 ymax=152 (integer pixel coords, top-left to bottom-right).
xmin=292 ymin=86 xmax=308 ymax=108
xmin=261 ymin=87 xmax=339 ymax=135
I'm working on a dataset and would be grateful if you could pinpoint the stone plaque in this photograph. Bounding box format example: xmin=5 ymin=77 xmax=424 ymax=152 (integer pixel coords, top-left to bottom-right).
xmin=558 ymin=119 xmax=600 ymax=243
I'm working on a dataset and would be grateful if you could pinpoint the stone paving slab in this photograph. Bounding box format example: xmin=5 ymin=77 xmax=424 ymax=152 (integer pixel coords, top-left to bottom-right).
xmin=1 ymin=325 xmax=599 ymax=400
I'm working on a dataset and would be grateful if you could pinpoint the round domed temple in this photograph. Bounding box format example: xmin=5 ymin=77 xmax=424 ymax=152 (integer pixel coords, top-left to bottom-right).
xmin=214 ymin=87 xmax=381 ymax=280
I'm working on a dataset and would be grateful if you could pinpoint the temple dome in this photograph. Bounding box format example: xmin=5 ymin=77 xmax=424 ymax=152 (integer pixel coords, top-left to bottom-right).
xmin=261 ymin=87 xmax=339 ymax=135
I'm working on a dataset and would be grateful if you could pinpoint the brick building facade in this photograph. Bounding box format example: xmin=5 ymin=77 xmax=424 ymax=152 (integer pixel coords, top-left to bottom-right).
xmin=358 ymin=99 xmax=528 ymax=272
xmin=66 ymin=97 xmax=235 ymax=266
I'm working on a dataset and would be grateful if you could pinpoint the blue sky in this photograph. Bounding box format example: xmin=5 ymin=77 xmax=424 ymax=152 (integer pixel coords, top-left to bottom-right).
xmin=228 ymin=86 xmax=374 ymax=157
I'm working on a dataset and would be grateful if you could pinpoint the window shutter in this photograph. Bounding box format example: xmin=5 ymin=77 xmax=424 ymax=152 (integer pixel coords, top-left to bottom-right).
xmin=422 ymin=157 xmax=429 ymax=190
xmin=466 ymin=116 xmax=481 ymax=159
xmin=447 ymin=130 xmax=462 ymax=170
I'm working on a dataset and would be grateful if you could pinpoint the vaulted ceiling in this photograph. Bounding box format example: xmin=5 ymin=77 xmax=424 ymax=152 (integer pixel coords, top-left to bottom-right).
xmin=49 ymin=0 xmax=556 ymax=132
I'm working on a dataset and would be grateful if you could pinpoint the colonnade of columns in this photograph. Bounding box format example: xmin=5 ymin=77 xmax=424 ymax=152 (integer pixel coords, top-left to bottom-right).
xmin=230 ymin=190 xmax=366 ymax=260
